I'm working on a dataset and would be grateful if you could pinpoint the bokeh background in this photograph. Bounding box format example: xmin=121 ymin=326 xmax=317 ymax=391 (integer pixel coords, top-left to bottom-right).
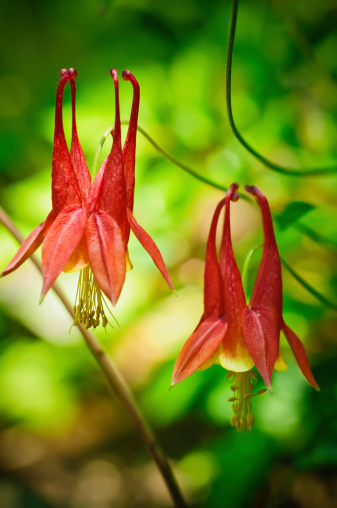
xmin=0 ymin=0 xmax=337 ymax=506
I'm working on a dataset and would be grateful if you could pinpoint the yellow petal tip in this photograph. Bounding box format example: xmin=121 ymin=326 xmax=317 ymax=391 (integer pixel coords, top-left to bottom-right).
xmin=39 ymin=294 xmax=46 ymax=305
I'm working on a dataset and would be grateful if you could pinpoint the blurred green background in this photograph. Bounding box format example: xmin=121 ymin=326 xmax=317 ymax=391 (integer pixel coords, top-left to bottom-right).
xmin=0 ymin=0 xmax=337 ymax=506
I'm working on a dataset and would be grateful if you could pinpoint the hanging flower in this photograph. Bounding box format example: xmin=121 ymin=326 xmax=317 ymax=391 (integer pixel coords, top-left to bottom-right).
xmin=1 ymin=68 xmax=174 ymax=329
xmin=171 ymin=183 xmax=319 ymax=432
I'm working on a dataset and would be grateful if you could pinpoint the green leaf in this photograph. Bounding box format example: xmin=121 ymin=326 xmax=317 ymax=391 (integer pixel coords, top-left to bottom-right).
xmin=276 ymin=201 xmax=315 ymax=230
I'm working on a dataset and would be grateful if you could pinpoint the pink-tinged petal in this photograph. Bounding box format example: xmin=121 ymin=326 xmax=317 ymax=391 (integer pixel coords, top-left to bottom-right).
xmin=171 ymin=316 xmax=227 ymax=387
xmin=122 ymin=70 xmax=140 ymax=213
xmin=127 ymin=208 xmax=174 ymax=291
xmin=203 ymin=197 xmax=226 ymax=317
xmin=96 ymin=70 xmax=127 ymax=238
xmin=219 ymin=183 xmax=247 ymax=342
xmin=86 ymin=210 xmax=126 ymax=306
xmin=1 ymin=211 xmax=54 ymax=277
xmin=41 ymin=205 xmax=86 ymax=297
xmin=282 ymin=319 xmax=319 ymax=390
xmin=245 ymin=185 xmax=282 ymax=327
xmin=52 ymin=69 xmax=82 ymax=215
xmin=69 ymin=79 xmax=91 ymax=202
xmin=242 ymin=305 xmax=280 ymax=392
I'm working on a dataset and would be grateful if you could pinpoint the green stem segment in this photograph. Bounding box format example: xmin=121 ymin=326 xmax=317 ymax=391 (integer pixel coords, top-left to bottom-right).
xmin=241 ymin=245 xmax=262 ymax=298
xmin=94 ymin=122 xmax=233 ymax=195
xmin=226 ymin=0 xmax=337 ymax=176
xmin=0 ymin=206 xmax=187 ymax=508
xmin=281 ymin=256 xmax=337 ymax=312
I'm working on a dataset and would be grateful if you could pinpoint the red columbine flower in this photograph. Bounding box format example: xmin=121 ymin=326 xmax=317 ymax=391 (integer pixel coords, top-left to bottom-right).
xmin=172 ymin=183 xmax=319 ymax=432
xmin=1 ymin=68 xmax=174 ymax=328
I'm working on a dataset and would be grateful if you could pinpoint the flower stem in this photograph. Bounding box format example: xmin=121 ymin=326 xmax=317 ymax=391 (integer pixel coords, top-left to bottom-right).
xmin=280 ymin=256 xmax=337 ymax=312
xmin=226 ymin=0 xmax=337 ymax=176
xmin=95 ymin=121 xmax=251 ymax=202
xmin=92 ymin=124 xmax=115 ymax=179
xmin=0 ymin=206 xmax=187 ymax=508
xmin=241 ymin=245 xmax=262 ymax=298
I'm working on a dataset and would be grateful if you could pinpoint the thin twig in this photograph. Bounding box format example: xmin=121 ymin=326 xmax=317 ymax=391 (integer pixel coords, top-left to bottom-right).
xmin=136 ymin=125 xmax=230 ymax=193
xmin=281 ymin=256 xmax=337 ymax=312
xmin=96 ymin=121 xmax=250 ymax=201
xmin=226 ymin=0 xmax=337 ymax=176
xmin=0 ymin=206 xmax=187 ymax=508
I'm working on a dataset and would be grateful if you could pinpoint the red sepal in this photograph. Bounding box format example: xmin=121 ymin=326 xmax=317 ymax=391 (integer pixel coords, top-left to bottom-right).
xmin=41 ymin=205 xmax=86 ymax=296
xmin=127 ymin=208 xmax=174 ymax=291
xmin=171 ymin=315 xmax=227 ymax=386
xmin=282 ymin=319 xmax=319 ymax=390
xmin=1 ymin=211 xmax=54 ymax=277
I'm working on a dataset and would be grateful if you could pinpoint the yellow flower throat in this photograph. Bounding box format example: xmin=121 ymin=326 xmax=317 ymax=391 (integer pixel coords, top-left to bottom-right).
xmin=227 ymin=370 xmax=267 ymax=432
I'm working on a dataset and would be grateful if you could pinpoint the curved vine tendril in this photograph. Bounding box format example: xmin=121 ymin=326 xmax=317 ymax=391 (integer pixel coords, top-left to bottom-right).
xmin=226 ymin=0 xmax=337 ymax=177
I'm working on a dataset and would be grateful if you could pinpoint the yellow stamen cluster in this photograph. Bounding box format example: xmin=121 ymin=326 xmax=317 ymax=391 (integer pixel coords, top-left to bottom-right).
xmin=227 ymin=370 xmax=267 ymax=433
xmin=72 ymin=266 xmax=114 ymax=330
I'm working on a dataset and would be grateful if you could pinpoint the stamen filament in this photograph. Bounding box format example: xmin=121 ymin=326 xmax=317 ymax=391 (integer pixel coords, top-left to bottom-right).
xmin=72 ymin=266 xmax=118 ymax=330
xmin=228 ymin=370 xmax=266 ymax=432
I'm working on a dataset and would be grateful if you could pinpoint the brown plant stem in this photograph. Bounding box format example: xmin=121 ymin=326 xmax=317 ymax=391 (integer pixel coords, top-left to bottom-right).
xmin=0 ymin=206 xmax=187 ymax=508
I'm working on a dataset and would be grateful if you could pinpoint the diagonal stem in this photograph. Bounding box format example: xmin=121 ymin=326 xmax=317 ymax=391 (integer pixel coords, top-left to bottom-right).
xmin=280 ymin=256 xmax=337 ymax=312
xmin=0 ymin=206 xmax=187 ymax=508
xmin=226 ymin=0 xmax=337 ymax=176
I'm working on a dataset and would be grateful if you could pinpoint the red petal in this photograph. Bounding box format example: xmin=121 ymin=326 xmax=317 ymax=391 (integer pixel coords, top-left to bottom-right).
xmin=171 ymin=316 xmax=227 ymax=386
xmin=41 ymin=205 xmax=86 ymax=296
xmin=220 ymin=184 xmax=247 ymax=338
xmin=282 ymin=319 xmax=319 ymax=390
xmin=127 ymin=209 xmax=174 ymax=291
xmin=242 ymin=305 xmax=280 ymax=391
xmin=52 ymin=70 xmax=82 ymax=215
xmin=86 ymin=157 xmax=108 ymax=215
xmin=245 ymin=186 xmax=282 ymax=325
xmin=69 ymin=80 xmax=91 ymax=202
xmin=122 ymin=70 xmax=140 ymax=213
xmin=1 ymin=211 xmax=54 ymax=277
xmin=203 ymin=197 xmax=226 ymax=317
xmin=96 ymin=70 xmax=127 ymax=238
xmin=86 ymin=210 xmax=126 ymax=306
